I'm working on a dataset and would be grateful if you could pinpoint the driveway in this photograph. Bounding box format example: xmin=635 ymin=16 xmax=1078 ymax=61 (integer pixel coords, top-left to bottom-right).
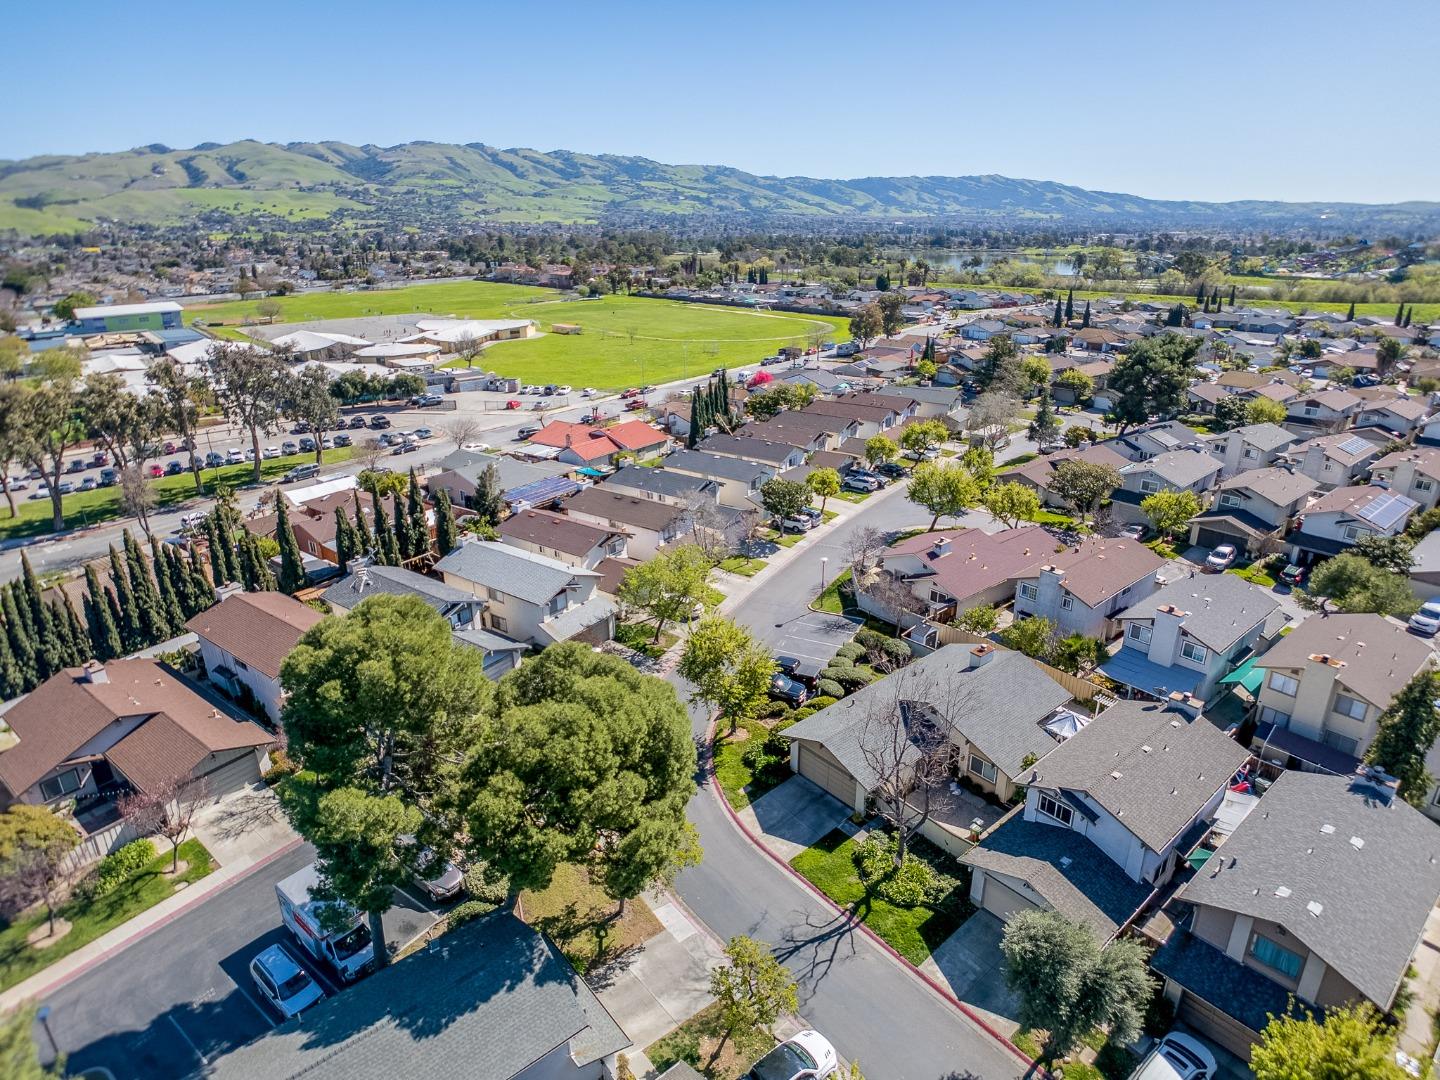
xmin=919 ymin=911 xmax=1022 ymax=1035
xmin=737 ymin=776 xmax=854 ymax=861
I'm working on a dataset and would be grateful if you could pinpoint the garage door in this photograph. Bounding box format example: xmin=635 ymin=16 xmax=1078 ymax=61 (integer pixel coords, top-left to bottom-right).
xmin=978 ymin=872 xmax=1037 ymax=922
xmin=1175 ymin=989 xmax=1258 ymax=1061
xmin=796 ymin=743 xmax=855 ymax=806
xmin=193 ymin=748 xmax=264 ymax=798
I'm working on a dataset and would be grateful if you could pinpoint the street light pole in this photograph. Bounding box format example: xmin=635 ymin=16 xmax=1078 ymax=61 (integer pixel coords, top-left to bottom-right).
xmin=819 ymin=556 xmax=829 ymax=592
xmin=36 ymin=1004 xmax=57 ymax=1062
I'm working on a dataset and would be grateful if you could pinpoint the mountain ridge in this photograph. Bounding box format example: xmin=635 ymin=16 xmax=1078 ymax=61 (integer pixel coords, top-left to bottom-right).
xmin=1 ymin=139 xmax=1435 ymax=234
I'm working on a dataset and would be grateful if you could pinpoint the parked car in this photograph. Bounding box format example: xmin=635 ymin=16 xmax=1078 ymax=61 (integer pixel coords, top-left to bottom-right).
xmin=522 ymin=384 xmax=540 ymax=395
xmin=873 ymin=461 xmax=907 ymax=480
xmin=745 ymin=1031 xmax=836 ymax=1080
xmin=505 ymin=399 xmax=522 ymax=409
xmin=56 ymin=481 xmax=74 ymax=495
xmin=1279 ymin=562 xmax=1307 ymax=587
xmin=843 ymin=473 xmax=882 ymax=493
xmin=282 ymin=463 xmax=322 ymax=484
xmin=517 ymin=424 xmax=541 ymax=439
xmin=1354 ymin=373 xmax=1382 ymax=387
xmin=29 ymin=483 xmax=48 ymax=500
xmin=245 ymin=447 xmax=257 ymax=461
xmin=1409 ymin=599 xmax=1440 ymax=636
xmin=1128 ymin=1032 xmax=1217 ymax=1080
xmin=99 ymin=467 xmax=119 ymax=486
xmin=146 ymin=464 xmax=163 ymax=478
xmin=79 ymin=476 xmax=97 ymax=490
xmin=1120 ymin=523 xmax=1148 ymax=541
xmin=162 ymin=441 xmax=179 ymax=455
xmin=291 ymin=421 xmax=312 ymax=434
xmin=66 ymin=459 xmax=86 ymax=474
xmin=460 ymin=441 xmax=491 ymax=453
xmin=249 ymin=944 xmax=325 ymax=1020
xmin=333 ymin=434 xmax=352 ymax=447
xmin=533 ymin=398 xmax=552 ymax=410
xmin=348 ymin=415 xmax=368 ymax=429
xmin=412 ymin=848 xmax=464 ymax=902
xmin=1204 ymin=544 xmax=1238 ymax=572
xmin=204 ymin=452 xmax=225 ymax=469
xmin=768 ymin=673 xmax=809 ymax=708
xmin=625 ymin=399 xmax=647 ymax=411
xmin=903 ymin=446 xmax=941 ymax=462
xmin=91 ymin=452 xmax=109 ymax=468
xmin=281 ymin=441 xmax=298 ymax=455
xmin=369 ymin=416 xmax=392 ymax=429
xmin=8 ymin=477 xmax=27 ymax=491
xmin=413 ymin=427 xmax=433 ymax=440
xmin=263 ymin=446 xmax=281 ymax=459
xmin=165 ymin=460 xmax=184 ymax=475
xmin=775 ymin=655 xmax=821 ymax=688
xmin=781 ymin=514 xmax=814 ymax=533
xmin=580 ymin=388 xmax=599 ymax=397
xmin=621 ymin=387 xmax=642 ymax=399
xmin=392 ymin=441 xmax=419 ymax=455
xmin=410 ymin=393 xmax=444 ymax=407
xmin=297 ymin=437 xmax=316 ymax=453
xmin=226 ymin=448 xmax=244 ymax=465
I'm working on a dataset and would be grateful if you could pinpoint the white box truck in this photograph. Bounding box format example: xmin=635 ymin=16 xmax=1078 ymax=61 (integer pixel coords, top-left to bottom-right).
xmin=275 ymin=863 xmax=376 ymax=982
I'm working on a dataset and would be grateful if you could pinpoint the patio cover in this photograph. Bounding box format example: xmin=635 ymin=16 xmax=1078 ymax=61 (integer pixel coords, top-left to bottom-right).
xmin=1098 ymin=646 xmax=1204 ymax=698
xmin=1219 ymin=654 xmax=1264 ymax=694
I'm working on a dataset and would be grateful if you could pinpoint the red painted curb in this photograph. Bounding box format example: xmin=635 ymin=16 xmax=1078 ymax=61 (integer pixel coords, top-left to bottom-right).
xmin=705 ymin=721 xmax=1043 ymax=1075
xmin=8 ymin=836 xmax=305 ymax=1007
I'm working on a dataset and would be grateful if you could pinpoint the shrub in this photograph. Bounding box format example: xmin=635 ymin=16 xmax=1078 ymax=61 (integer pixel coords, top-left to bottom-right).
xmin=806 ymin=695 xmax=839 ymax=710
xmin=263 ymin=748 xmax=299 ymax=785
xmin=855 ymin=628 xmax=888 ymax=651
xmin=789 ymin=706 xmax=817 ymax=721
xmin=815 ymin=678 xmax=845 ymax=699
xmin=762 ymin=699 xmax=791 ymax=719
xmin=741 ymin=741 xmax=784 ymax=776
xmin=463 ymin=864 xmax=510 ymax=906
xmin=448 ymin=899 xmax=497 ymax=928
xmin=876 ymin=638 xmax=911 ymax=668
xmin=853 ymin=833 xmax=938 ymax=907
xmin=835 ymin=642 xmax=867 ymax=662
xmin=825 ymin=665 xmax=876 ymax=691
xmin=94 ymin=838 xmax=156 ymax=897
xmin=824 ymin=654 xmax=855 ymax=669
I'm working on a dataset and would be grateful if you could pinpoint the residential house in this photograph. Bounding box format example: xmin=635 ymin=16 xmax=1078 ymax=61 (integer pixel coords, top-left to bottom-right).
xmin=1249 ymin=615 xmax=1435 ymax=796
xmin=1189 ymin=467 xmax=1318 ymax=556
xmin=662 ymin=449 xmax=777 ymax=509
xmin=740 ymin=411 xmax=856 ymax=454
xmin=963 ymin=699 xmax=1249 ymax=941
xmin=1369 ymin=446 xmax=1440 ymax=510
xmin=697 ymin=433 xmax=805 ymax=470
xmin=427 ymin=449 xmax=579 ymax=514
xmin=435 ymin=541 xmax=615 ymax=646
xmin=1412 ymin=529 xmax=1440 ymax=599
xmin=497 ymin=508 xmax=628 ymax=569
xmin=1072 ymin=328 xmax=1127 ymax=353
xmin=1152 ymin=770 xmax=1440 ymax=1060
xmin=207 ymin=912 xmax=628 ymax=1080
xmin=1010 ymin=538 xmax=1166 ymax=640
xmin=1208 ymin=423 xmax=1297 ymax=478
xmin=1100 ymin=574 xmax=1280 ymax=702
xmin=805 ymin=396 xmax=910 ymax=437
xmin=1103 ymin=421 xmax=1206 ymax=463
xmin=864 ymin=527 xmax=1054 ymax=623
xmin=961 ymin=319 xmax=1008 ymax=341
xmin=996 ymin=444 xmax=1130 ymax=510
xmin=1187 ymin=382 xmax=1231 ymax=416
xmin=244 ymin=488 xmax=381 ymax=566
xmin=600 ymin=465 xmax=718 ymax=507
xmin=187 ymin=591 xmax=324 ymax=723
xmin=873 ymin=384 xmax=964 ymax=420
xmin=1279 ymin=431 xmax=1383 ymax=490
xmin=1111 ymin=448 xmax=1224 ymax=526
xmin=562 ymin=487 xmax=690 ymax=560
xmin=0 ymin=659 xmax=272 ymax=834
xmin=529 ymin=419 xmax=671 ymax=468
xmin=1238 ymin=380 xmax=1300 ymax=408
xmin=1285 ymin=389 xmax=1363 ymax=435
xmin=783 ymin=644 xmax=1076 ymax=817
xmin=1287 ymin=483 xmax=1419 ymax=563
xmin=1355 ymin=395 xmax=1430 ymax=438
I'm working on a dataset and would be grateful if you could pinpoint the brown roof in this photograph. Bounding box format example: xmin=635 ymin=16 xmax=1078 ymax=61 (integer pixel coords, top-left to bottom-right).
xmin=594 ymin=556 xmax=638 ymax=597
xmin=1362 ymin=396 xmax=1430 ymax=421
xmin=1215 ymin=370 xmax=1270 ymax=391
xmin=185 ymin=591 xmax=325 ymax=680
xmin=803 ymin=397 xmax=902 ymax=425
xmin=0 ymin=659 xmax=271 ymax=799
xmin=998 ymin=443 xmax=1128 ymax=489
xmin=742 ymin=411 xmax=851 ymax=446
xmin=883 ymin=527 xmax=1051 ymax=607
xmin=1016 ymin=537 xmax=1166 ymax=607
xmin=104 ymin=713 xmax=215 ymax=795
xmin=564 ymin=487 xmax=685 ymax=533
xmin=1373 ymin=447 xmax=1440 ymax=482
xmin=497 ymin=508 xmax=624 ymax=557
xmin=1254 ymin=614 xmax=1433 ymax=708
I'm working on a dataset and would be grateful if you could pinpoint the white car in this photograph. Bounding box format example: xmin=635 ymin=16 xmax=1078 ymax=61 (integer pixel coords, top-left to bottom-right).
xmin=1131 ymin=1032 xmax=1217 ymax=1080
xmin=555 ymin=385 xmax=572 ymax=395
xmin=1204 ymin=544 xmax=1238 ymax=572
xmin=263 ymin=446 xmax=281 ymax=459
xmin=580 ymin=388 xmax=599 ymax=398
xmin=746 ymin=1031 xmax=837 ymax=1080
xmin=460 ymin=441 xmax=492 ymax=453
xmin=1410 ymin=599 xmax=1440 ymax=636
xmin=249 ymin=944 xmax=325 ymax=1019
xmin=225 ymin=448 xmax=244 ymax=465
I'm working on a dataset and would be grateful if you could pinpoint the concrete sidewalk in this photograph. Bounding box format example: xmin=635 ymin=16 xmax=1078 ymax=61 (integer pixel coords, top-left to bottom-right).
xmin=0 ymin=785 xmax=301 ymax=1014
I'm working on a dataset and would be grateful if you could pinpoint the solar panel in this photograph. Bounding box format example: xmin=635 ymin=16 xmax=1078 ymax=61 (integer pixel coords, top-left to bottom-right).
xmin=1357 ymin=491 xmax=1414 ymax=531
xmin=1337 ymin=435 xmax=1371 ymax=457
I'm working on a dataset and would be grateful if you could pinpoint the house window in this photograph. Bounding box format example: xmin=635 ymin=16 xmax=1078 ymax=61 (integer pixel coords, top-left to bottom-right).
xmin=1342 ymin=525 xmax=1370 ymax=542
xmin=235 ymin=659 xmax=248 ymax=671
xmin=968 ymin=755 xmax=998 ymax=784
xmin=1259 ymin=706 xmax=1291 ymax=729
xmin=1181 ymin=640 xmax=1209 ymax=664
xmin=606 ymin=538 xmax=625 ymax=556
xmin=486 ymin=587 xmax=503 ymax=602
xmin=1128 ymin=622 xmax=1153 ymax=644
xmin=1303 ymin=406 xmax=1319 ymax=418
xmin=1322 ymin=729 xmax=1360 ymax=755
xmin=1268 ymin=672 xmax=1299 ymax=697
xmin=1037 ymin=793 xmax=1074 ymax=826
xmin=1417 ymin=479 xmax=1435 ymax=493
xmin=1219 ymin=493 xmax=1241 ymax=508
xmin=1060 ymin=595 xmax=1074 ymax=611
xmin=1333 ymin=694 xmax=1368 ymax=721
xmin=1018 ymin=582 xmax=1039 ymax=602
xmin=547 ymin=594 xmax=568 ymax=617
xmin=39 ymin=768 xmax=84 ymax=801
xmin=1139 ymin=479 xmax=1161 ymax=494
xmin=489 ymin=614 xmax=508 ymax=634
xmin=1243 ymin=447 xmax=1259 ymax=460
xmin=1248 ymin=933 xmax=1304 ymax=981
xmin=929 ymin=589 xmax=954 ymax=605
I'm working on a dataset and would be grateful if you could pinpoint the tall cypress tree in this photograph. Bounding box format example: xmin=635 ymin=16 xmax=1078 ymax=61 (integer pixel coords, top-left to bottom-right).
xmin=1194 ymin=282 xmax=1205 ymax=306
xmin=204 ymin=516 xmax=227 ymax=586
xmin=1346 ymin=301 xmax=1356 ymax=321
xmin=1396 ymin=303 xmax=1405 ymax=326
xmin=434 ymin=488 xmax=458 ymax=556
xmin=1053 ymin=298 xmax=1063 ymax=327
xmin=150 ymin=536 xmax=186 ymax=630
xmin=19 ymin=553 xmax=48 ymax=641
xmin=2 ymin=585 xmax=38 ymax=690
xmin=125 ymin=530 xmax=170 ymax=644
xmin=275 ymin=495 xmax=306 ymax=594
xmin=1228 ymin=284 xmax=1236 ymax=306
xmin=0 ymin=615 xmax=21 ymax=700
xmin=83 ymin=564 xmax=122 ymax=660
xmin=1065 ymin=289 xmax=1075 ymax=321
xmin=352 ymin=491 xmax=374 ymax=557
xmin=47 ymin=601 xmax=83 ymax=668
xmin=1082 ymin=302 xmax=1091 ymax=329
xmin=405 ymin=470 xmax=428 ymax=556
xmin=241 ymin=532 xmax=278 ymax=591
xmin=334 ymin=507 xmax=358 ymax=575
xmin=392 ymin=493 xmax=412 ymax=562
xmin=1403 ymin=307 xmax=1412 ymax=328
xmin=20 ymin=553 xmax=61 ymax=679
xmin=62 ymin=593 xmax=91 ymax=664
xmin=372 ymin=496 xmax=399 ymax=566
xmin=104 ymin=587 xmax=125 ymax=652
xmin=108 ymin=544 xmax=143 ymax=654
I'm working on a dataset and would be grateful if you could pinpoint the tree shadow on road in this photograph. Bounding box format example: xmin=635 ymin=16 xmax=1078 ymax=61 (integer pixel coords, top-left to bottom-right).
xmin=770 ymin=906 xmax=858 ymax=1001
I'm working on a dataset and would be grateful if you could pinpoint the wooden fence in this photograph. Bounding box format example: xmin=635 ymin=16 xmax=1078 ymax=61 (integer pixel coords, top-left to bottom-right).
xmin=60 ymin=817 xmax=140 ymax=876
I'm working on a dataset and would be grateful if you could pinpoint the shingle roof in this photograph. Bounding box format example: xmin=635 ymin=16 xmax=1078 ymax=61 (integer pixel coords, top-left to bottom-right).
xmin=185 ymin=591 xmax=325 ymax=680
xmin=697 ymin=433 xmax=796 ymax=466
xmin=783 ymin=646 xmax=1072 ymax=781
xmin=1118 ymin=573 xmax=1279 ymax=652
xmin=207 ymin=912 xmax=628 ymax=1080
xmin=1229 ymin=422 xmax=1297 ymax=453
xmin=1029 ymin=701 xmax=1250 ymax=853
xmin=1122 ymin=447 xmax=1222 ymax=488
xmin=882 ymin=527 xmax=1052 ymax=608
xmin=497 ymin=508 xmax=622 ymax=557
xmin=1178 ymin=771 xmax=1440 ymax=1008
xmin=1217 ymin=467 xmax=1318 ymax=506
xmin=565 ymin=487 xmax=686 ymax=533
xmin=1304 ymin=483 xmax=1417 ymax=523
xmin=433 ymin=449 xmax=570 ymax=494
xmin=322 ymin=565 xmax=476 ymax=613
xmin=1372 ymin=446 xmax=1440 ymax=481
xmin=663 ymin=449 xmax=774 ymax=484
xmin=961 ymin=814 xmax=1154 ymax=941
xmin=435 ymin=542 xmax=596 ymax=606
xmin=604 ymin=465 xmax=716 ymax=502
xmin=1018 ymin=537 xmax=1166 ymax=607
xmin=1252 ymin=614 xmax=1432 ymax=708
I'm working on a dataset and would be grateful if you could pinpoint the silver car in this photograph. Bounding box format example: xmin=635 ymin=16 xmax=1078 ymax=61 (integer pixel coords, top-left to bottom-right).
xmin=249 ymin=944 xmax=325 ymax=1019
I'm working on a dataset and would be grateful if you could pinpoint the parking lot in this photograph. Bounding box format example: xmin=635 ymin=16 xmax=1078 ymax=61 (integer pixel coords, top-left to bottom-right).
xmin=762 ymin=609 xmax=859 ymax=673
xmin=40 ymin=845 xmax=450 ymax=1080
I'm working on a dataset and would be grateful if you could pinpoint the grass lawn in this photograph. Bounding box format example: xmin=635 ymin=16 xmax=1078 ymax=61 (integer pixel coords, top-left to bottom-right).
xmin=1009 ymin=1028 xmax=1138 ymax=1080
xmin=758 ymin=527 xmax=805 ymax=549
xmin=789 ymin=829 xmax=971 ymax=966
xmin=0 ymin=447 xmax=355 ymax=542
xmin=999 ymin=451 xmax=1039 ymax=467
xmin=613 ymin=620 xmax=678 ymax=658
xmin=1145 ymin=537 xmax=1180 ymax=559
xmin=814 ymin=568 xmax=853 ymax=615
xmin=1029 ymin=509 xmax=1083 ymax=529
xmin=187 ymin=284 xmax=850 ymax=391
xmin=1229 ymin=562 xmax=1278 ymax=587
xmin=0 ymin=838 xmax=214 ymax=992
xmin=646 ymin=1001 xmax=772 ymax=1080
xmin=832 ymin=489 xmax=872 ymax=505
xmin=517 ymin=862 xmax=661 ymax=975
xmin=718 ymin=555 xmax=766 ymax=577
xmin=713 ymin=719 xmax=787 ymax=810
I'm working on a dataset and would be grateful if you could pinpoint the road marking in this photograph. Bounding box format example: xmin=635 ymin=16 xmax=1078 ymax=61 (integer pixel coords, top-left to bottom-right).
xmin=168 ymin=1014 xmax=208 ymax=1065
xmin=235 ymin=985 xmax=278 ymax=1028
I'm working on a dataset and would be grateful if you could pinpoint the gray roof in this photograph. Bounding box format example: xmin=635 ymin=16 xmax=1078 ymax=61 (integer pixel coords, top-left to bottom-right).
xmin=1124 ymin=447 xmax=1223 ymax=488
xmin=1118 ymin=572 xmax=1280 ymax=652
xmin=436 ymin=449 xmax=569 ymax=494
xmin=1229 ymin=422 xmax=1296 ymax=453
xmin=206 ymin=912 xmax=628 ymax=1080
xmin=1251 ymin=614 xmax=1432 ymax=709
xmin=698 ymin=433 xmax=797 ymax=465
xmin=1217 ymin=467 xmax=1318 ymax=505
xmin=322 ymin=565 xmax=476 ymax=612
xmin=783 ymin=646 xmax=1072 ymax=782
xmin=663 ymin=449 xmax=774 ymax=484
xmin=1029 ymin=701 xmax=1250 ymax=853
xmin=874 ymin=385 xmax=963 ymax=409
xmin=452 ymin=627 xmax=528 ymax=655
xmin=435 ymin=541 xmax=596 ymax=606
xmin=961 ymin=814 xmax=1154 ymax=941
xmin=1178 ymin=771 xmax=1440 ymax=1008
xmin=535 ymin=593 xmax=616 ymax=644
xmin=603 ymin=465 xmax=716 ymax=502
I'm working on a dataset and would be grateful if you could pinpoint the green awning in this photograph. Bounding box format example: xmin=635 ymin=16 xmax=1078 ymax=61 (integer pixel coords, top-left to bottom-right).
xmin=1187 ymin=847 xmax=1215 ymax=870
xmin=1219 ymin=655 xmax=1264 ymax=693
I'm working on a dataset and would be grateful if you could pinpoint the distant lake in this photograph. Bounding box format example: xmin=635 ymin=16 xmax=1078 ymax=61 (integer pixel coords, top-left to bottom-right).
xmin=896 ymin=249 xmax=1077 ymax=277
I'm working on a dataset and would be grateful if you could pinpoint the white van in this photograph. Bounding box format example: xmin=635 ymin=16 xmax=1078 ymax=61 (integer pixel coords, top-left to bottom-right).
xmin=1128 ymin=1033 xmax=1218 ymax=1080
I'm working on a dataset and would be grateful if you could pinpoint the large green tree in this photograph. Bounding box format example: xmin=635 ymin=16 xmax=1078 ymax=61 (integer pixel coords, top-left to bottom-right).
xmin=906 ymin=461 xmax=979 ymax=531
xmin=1366 ymin=670 xmax=1440 ymax=805
xmin=206 ymin=342 xmax=288 ymax=482
xmin=616 ymin=543 xmax=714 ymax=643
xmin=983 ymin=481 xmax=1041 ymax=529
xmin=1251 ymin=1003 xmax=1407 ymax=1080
xmin=148 ymin=355 xmax=209 ymax=492
xmin=758 ymin=477 xmax=811 ymax=523
xmin=282 ymin=366 xmax=340 ymax=464
xmin=708 ymin=935 xmax=799 ymax=1066
xmin=0 ymin=805 xmax=80 ymax=938
xmin=1304 ymin=553 xmax=1420 ymax=617
xmin=678 ymin=615 xmax=776 ymax=734
xmin=1141 ymin=489 xmax=1202 ymax=541
xmin=463 ymin=644 xmax=699 ymax=906
xmin=1049 ymin=459 xmax=1122 ymax=525
xmin=864 ymin=435 xmax=900 ymax=469
xmin=1105 ymin=333 xmax=1201 ymax=433
xmin=805 ymin=467 xmax=841 ymax=513
xmin=15 ymin=348 xmax=87 ymax=531
xmin=899 ymin=419 xmax=950 ymax=458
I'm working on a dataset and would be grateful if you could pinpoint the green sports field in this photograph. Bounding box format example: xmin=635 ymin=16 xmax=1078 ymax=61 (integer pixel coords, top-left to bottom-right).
xmin=186 ymin=283 xmax=850 ymax=389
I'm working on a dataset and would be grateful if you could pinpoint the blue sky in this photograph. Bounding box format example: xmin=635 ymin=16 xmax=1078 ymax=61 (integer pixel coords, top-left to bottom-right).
xmin=10 ymin=1 xmax=1438 ymax=204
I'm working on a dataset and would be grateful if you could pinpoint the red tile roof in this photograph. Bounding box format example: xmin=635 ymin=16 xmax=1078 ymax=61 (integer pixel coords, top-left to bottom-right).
xmin=529 ymin=420 xmax=668 ymax=461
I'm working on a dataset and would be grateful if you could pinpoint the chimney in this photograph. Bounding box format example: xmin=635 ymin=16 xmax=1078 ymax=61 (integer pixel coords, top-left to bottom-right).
xmin=969 ymin=643 xmax=997 ymax=669
xmin=81 ymin=660 xmax=108 ymax=684
xmin=1167 ymin=690 xmax=1203 ymax=719
xmin=932 ymin=536 xmax=952 ymax=558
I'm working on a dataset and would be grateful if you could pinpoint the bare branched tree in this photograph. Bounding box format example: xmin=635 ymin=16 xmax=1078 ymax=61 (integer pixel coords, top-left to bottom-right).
xmin=846 ymin=525 xmax=888 ymax=587
xmin=357 ymin=436 xmax=387 ymax=473
xmin=865 ymin=570 xmax=927 ymax=635
xmin=119 ymin=464 xmax=157 ymax=537
xmin=681 ymin=491 xmax=733 ymax=563
xmin=452 ymin=331 xmax=483 ymax=369
xmin=120 ymin=775 xmax=210 ymax=873
xmin=441 ymin=416 xmax=485 ymax=450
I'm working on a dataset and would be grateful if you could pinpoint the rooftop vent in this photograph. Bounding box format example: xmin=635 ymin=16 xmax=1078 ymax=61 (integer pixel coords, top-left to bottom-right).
xmin=1111 ymin=771 xmax=1123 ymax=780
xmin=1059 ymin=856 xmax=1072 ymax=869
xmin=1275 ymin=886 xmax=1292 ymax=898
xmin=1350 ymin=836 xmax=1365 ymax=849
xmin=1321 ymin=824 xmax=1335 ymax=834
xmin=1307 ymin=901 xmax=1324 ymax=917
